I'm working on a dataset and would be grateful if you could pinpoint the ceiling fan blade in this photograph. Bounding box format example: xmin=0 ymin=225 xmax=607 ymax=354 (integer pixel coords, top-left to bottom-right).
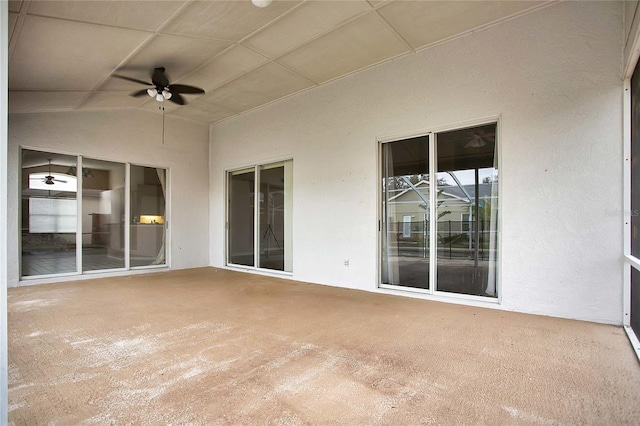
xmin=112 ymin=74 xmax=152 ymax=86
xmin=131 ymin=89 xmax=150 ymax=97
xmin=168 ymin=84 xmax=205 ymax=94
xmin=152 ymin=67 xmax=169 ymax=87
xmin=169 ymin=93 xmax=186 ymax=105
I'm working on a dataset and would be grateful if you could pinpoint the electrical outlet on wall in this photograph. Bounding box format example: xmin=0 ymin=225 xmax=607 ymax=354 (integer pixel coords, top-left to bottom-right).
xmin=344 ymin=259 xmax=349 ymax=266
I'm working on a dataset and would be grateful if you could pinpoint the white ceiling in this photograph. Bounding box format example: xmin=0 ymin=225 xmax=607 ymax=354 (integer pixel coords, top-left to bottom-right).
xmin=8 ymin=0 xmax=549 ymax=125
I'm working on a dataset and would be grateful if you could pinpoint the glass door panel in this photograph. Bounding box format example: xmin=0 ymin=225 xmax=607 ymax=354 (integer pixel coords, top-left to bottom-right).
xmin=259 ymin=161 xmax=293 ymax=271
xmin=82 ymin=158 xmax=125 ymax=271
xmin=631 ymin=59 xmax=640 ymax=336
xmin=228 ymin=169 xmax=255 ymax=267
xmin=380 ymin=135 xmax=430 ymax=289
xmin=21 ymin=150 xmax=79 ymax=276
xmin=130 ymin=165 xmax=167 ymax=267
xmin=436 ymin=124 xmax=498 ymax=297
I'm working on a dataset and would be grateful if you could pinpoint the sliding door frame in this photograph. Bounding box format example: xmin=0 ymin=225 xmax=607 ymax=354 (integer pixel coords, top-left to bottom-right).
xmin=623 ymin=73 xmax=640 ymax=358
xmin=18 ymin=147 xmax=170 ymax=281
xmin=377 ymin=116 xmax=502 ymax=304
xmin=225 ymin=157 xmax=293 ymax=275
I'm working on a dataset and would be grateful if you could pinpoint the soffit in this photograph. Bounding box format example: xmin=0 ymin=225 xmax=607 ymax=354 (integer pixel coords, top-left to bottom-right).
xmin=8 ymin=0 xmax=550 ymax=125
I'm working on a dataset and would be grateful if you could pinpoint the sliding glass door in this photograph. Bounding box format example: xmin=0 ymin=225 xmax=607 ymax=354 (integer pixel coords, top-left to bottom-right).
xmin=227 ymin=160 xmax=293 ymax=272
xmin=130 ymin=165 xmax=166 ymax=267
xmin=435 ymin=125 xmax=498 ymax=297
xmin=82 ymin=158 xmax=125 ymax=272
xmin=380 ymin=135 xmax=430 ymax=289
xmin=228 ymin=169 xmax=255 ymax=267
xmin=21 ymin=150 xmax=78 ymax=276
xmin=20 ymin=149 xmax=168 ymax=278
xmin=380 ymin=123 xmax=499 ymax=298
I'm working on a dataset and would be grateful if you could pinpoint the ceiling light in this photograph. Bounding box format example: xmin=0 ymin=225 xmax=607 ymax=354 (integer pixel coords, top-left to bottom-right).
xmin=252 ymin=0 xmax=272 ymax=7
xmin=147 ymin=88 xmax=158 ymax=97
xmin=156 ymin=93 xmax=164 ymax=102
xmin=162 ymin=89 xmax=172 ymax=100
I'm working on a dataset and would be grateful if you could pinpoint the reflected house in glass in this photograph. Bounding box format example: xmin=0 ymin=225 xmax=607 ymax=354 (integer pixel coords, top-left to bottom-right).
xmin=386 ymin=179 xmax=498 ymax=232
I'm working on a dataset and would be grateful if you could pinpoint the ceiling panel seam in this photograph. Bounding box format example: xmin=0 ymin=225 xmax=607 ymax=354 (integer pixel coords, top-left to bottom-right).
xmin=152 ymin=0 xmax=194 ymax=34
xmin=234 ymin=0 xmax=308 ymax=46
xmin=241 ymin=8 xmax=378 ymax=62
xmin=236 ymin=1 xmax=373 ymax=60
xmin=263 ymin=60 xmax=318 ymax=87
xmin=202 ymin=83 xmax=316 ymax=123
xmin=7 ymin=0 xmax=30 ymax=62
xmin=373 ymin=9 xmax=415 ymax=53
xmin=174 ymin=44 xmax=269 ymax=90
xmin=74 ymin=32 xmax=156 ymax=110
xmin=406 ymin=1 xmax=559 ymax=57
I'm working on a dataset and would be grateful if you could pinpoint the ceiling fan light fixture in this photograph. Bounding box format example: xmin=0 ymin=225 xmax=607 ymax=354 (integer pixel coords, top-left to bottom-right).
xmin=465 ymin=134 xmax=486 ymax=148
xmin=252 ymin=0 xmax=272 ymax=7
xmin=115 ymin=67 xmax=205 ymax=106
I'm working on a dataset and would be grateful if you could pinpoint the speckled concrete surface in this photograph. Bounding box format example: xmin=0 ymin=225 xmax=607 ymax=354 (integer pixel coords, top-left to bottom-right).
xmin=8 ymin=268 xmax=640 ymax=424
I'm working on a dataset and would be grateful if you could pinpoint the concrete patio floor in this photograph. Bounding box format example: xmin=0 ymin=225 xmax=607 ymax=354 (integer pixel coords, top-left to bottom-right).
xmin=7 ymin=268 xmax=640 ymax=424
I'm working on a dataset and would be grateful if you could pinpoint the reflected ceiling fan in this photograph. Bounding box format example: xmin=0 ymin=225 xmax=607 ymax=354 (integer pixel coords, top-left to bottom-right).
xmin=113 ymin=67 xmax=205 ymax=105
xmin=42 ymin=159 xmax=67 ymax=185
xmin=464 ymin=128 xmax=495 ymax=149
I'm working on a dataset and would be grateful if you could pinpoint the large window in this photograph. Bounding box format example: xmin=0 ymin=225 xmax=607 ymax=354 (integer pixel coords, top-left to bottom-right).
xmin=20 ymin=149 xmax=168 ymax=278
xmin=227 ymin=160 xmax=293 ymax=272
xmin=380 ymin=122 xmax=499 ymax=298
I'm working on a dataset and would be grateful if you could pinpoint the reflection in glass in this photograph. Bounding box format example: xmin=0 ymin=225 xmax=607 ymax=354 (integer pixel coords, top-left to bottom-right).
xmin=228 ymin=169 xmax=255 ymax=267
xmin=82 ymin=159 xmax=125 ymax=272
xmin=130 ymin=165 xmax=167 ymax=267
xmin=631 ymin=62 xmax=640 ymax=335
xmin=436 ymin=124 xmax=498 ymax=297
xmin=380 ymin=135 xmax=430 ymax=289
xmin=260 ymin=165 xmax=283 ymax=270
xmin=258 ymin=161 xmax=293 ymax=272
xmin=21 ymin=150 xmax=78 ymax=276
xmin=632 ymin=268 xmax=640 ymax=337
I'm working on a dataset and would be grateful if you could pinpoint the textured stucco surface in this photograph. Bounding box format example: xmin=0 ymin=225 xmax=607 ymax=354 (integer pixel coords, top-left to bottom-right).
xmin=209 ymin=2 xmax=624 ymax=323
xmin=8 ymin=109 xmax=210 ymax=286
xmin=8 ymin=268 xmax=640 ymax=424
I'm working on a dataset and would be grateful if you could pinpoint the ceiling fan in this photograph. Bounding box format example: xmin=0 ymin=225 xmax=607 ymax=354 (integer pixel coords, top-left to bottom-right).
xmin=42 ymin=159 xmax=67 ymax=185
xmin=113 ymin=67 xmax=205 ymax=106
xmin=464 ymin=128 xmax=495 ymax=149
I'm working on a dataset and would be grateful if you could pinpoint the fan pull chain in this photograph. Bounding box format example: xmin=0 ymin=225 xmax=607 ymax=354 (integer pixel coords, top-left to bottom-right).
xmin=161 ymin=104 xmax=165 ymax=145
